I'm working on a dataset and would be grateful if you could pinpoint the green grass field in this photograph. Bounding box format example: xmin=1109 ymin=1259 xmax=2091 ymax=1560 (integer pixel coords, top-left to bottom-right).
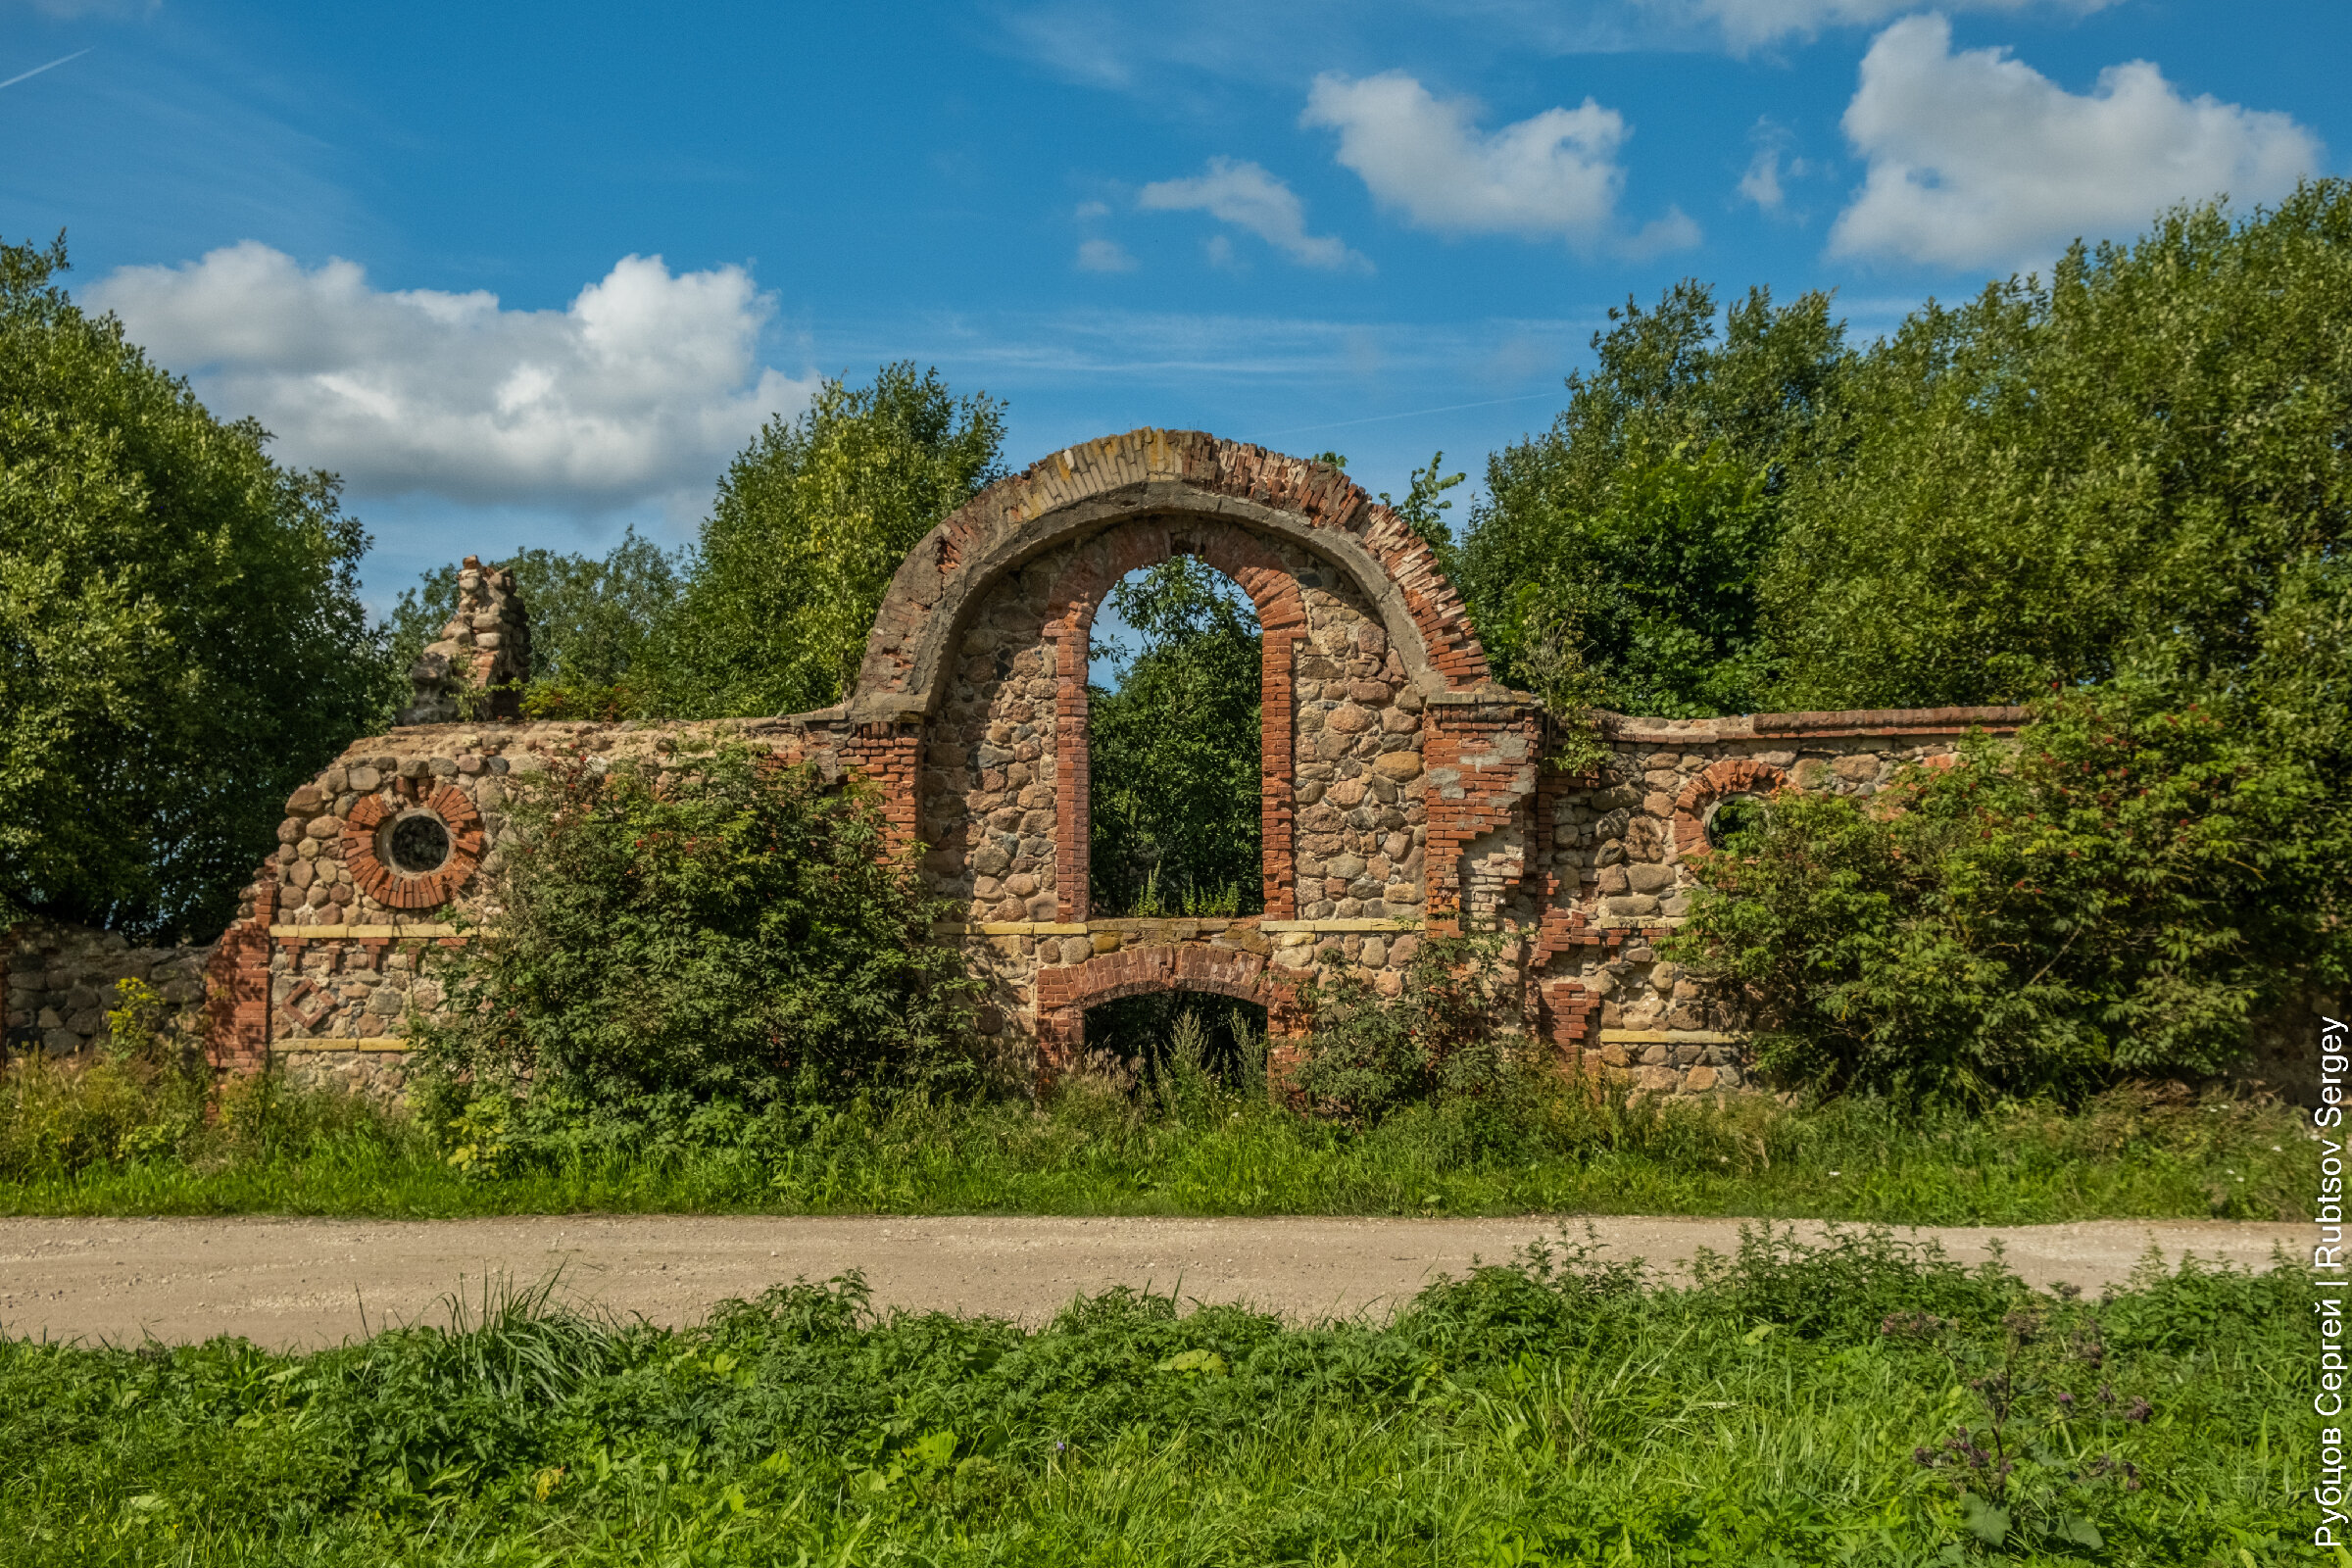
xmin=1 ymin=1226 xmax=2308 ymax=1566
xmin=0 ymin=1071 xmax=2308 ymax=1225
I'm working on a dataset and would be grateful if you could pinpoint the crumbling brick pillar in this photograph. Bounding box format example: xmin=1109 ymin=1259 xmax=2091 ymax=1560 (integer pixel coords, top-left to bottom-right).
xmin=1420 ymin=690 xmax=1544 ymax=934
xmin=840 ymin=721 xmax=923 ymax=859
xmin=204 ymin=880 xmax=276 ymax=1076
xmin=402 ymin=556 xmax=533 ymax=724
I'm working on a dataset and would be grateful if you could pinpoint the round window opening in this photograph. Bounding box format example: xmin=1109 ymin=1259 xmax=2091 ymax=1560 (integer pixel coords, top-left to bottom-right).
xmin=1703 ymin=794 xmax=1771 ymax=852
xmin=387 ymin=812 xmax=453 ymax=874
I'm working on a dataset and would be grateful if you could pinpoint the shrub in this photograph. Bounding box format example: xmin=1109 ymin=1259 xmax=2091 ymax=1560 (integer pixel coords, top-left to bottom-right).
xmin=1293 ymin=933 xmax=1531 ymax=1123
xmin=1669 ymin=682 xmax=2340 ymax=1102
xmin=415 ymin=740 xmax=982 ymax=1150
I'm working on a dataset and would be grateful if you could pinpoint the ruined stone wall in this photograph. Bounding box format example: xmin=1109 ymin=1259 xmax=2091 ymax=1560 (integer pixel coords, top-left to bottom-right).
xmin=402 ymin=556 xmax=533 ymax=725
xmin=1526 ymin=708 xmax=2026 ymax=1093
xmin=3 ymin=921 xmax=216 ymax=1057
xmin=184 ymin=428 xmax=2044 ymax=1104
xmin=214 ymin=717 xmax=821 ymax=1089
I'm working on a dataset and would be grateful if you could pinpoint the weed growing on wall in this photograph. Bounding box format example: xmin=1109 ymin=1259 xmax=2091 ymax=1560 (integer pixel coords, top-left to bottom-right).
xmin=413 ymin=741 xmax=981 ymax=1163
xmin=1293 ymin=933 xmax=1533 ymax=1124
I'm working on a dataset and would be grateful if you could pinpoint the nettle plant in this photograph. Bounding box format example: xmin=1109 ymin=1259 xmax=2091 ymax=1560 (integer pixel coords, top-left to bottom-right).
xmin=1883 ymin=1294 xmax=2152 ymax=1555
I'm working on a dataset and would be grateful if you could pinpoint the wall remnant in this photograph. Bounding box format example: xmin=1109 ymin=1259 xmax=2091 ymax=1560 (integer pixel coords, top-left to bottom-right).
xmin=187 ymin=429 xmax=2032 ymax=1099
xmin=402 ymin=556 xmax=533 ymax=724
xmin=2 ymin=921 xmax=216 ymax=1057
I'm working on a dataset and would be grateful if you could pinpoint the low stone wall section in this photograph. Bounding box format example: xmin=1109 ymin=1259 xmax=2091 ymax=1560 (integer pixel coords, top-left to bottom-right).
xmin=3 ymin=920 xmax=216 ymax=1057
xmin=1530 ymin=707 xmax=2027 ymax=1094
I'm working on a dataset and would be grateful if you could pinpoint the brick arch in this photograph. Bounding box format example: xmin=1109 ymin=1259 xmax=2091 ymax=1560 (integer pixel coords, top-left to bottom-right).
xmin=842 ymin=429 xmax=1491 ymax=727
xmin=1037 ymin=518 xmax=1310 ymax=921
xmin=1672 ymin=759 xmax=1789 ymax=861
xmin=1033 ymin=944 xmax=1277 ymax=1074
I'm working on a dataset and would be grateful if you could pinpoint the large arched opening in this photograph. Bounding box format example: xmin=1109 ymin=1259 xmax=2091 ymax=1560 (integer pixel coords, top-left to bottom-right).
xmin=1085 ymin=558 xmax=1264 ymax=918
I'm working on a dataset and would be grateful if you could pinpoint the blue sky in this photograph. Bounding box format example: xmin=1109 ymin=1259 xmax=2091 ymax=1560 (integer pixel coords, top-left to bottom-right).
xmin=4 ymin=0 xmax=2343 ymax=613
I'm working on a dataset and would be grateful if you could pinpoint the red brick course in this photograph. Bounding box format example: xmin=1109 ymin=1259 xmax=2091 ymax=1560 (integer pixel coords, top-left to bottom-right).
xmin=1032 ymin=942 xmax=1278 ymax=1077
xmin=203 ymin=875 xmax=275 ymax=1074
xmin=853 ymin=430 xmax=1494 ymax=715
xmin=342 ymin=785 xmax=485 ymax=910
xmin=1421 ymin=701 xmax=1544 ymax=932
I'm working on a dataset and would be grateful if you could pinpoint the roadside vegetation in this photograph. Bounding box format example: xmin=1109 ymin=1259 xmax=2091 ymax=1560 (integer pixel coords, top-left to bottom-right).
xmin=0 ymin=1020 xmax=2305 ymax=1222
xmin=0 ymin=1226 xmax=2308 ymax=1564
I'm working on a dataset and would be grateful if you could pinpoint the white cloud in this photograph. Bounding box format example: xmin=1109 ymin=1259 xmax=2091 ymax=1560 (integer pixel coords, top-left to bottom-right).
xmin=1739 ymin=119 xmax=1809 ymax=213
xmin=90 ymin=243 xmax=815 ymax=508
xmin=1300 ymin=71 xmax=1695 ymax=254
xmin=1642 ymin=0 xmax=2119 ymax=53
xmin=1830 ymin=15 xmax=2323 ymax=270
xmin=1137 ymin=158 xmax=1367 ymax=270
xmin=1075 ymin=236 xmax=1139 ymax=271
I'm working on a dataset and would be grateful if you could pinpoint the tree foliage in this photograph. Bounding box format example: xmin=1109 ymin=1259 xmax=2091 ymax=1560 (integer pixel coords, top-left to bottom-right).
xmin=654 ymin=364 xmax=1004 ymax=718
xmin=1379 ymin=451 xmax=1466 ymax=567
xmin=1766 ymin=183 xmax=2352 ymax=711
xmin=1671 ymin=683 xmax=2341 ymax=1101
xmin=416 ymin=742 xmax=980 ymax=1147
xmin=0 ymin=235 xmax=384 ymax=938
xmin=1458 ymin=282 xmax=1847 ymax=719
xmin=1087 ymin=559 xmax=1263 ymax=916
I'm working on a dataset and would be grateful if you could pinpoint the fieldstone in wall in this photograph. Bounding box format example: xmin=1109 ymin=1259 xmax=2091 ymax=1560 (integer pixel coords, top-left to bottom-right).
xmin=3 ymin=920 xmax=215 ymax=1058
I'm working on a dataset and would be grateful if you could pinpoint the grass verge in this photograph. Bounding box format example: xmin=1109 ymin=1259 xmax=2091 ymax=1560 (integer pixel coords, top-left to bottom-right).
xmin=0 ymin=1226 xmax=2309 ymax=1565
xmin=0 ymin=1060 xmax=2307 ymax=1223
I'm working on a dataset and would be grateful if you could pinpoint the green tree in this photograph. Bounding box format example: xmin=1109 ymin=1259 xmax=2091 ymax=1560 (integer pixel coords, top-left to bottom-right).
xmin=653 ymin=364 xmax=1004 ymax=718
xmin=384 ymin=529 xmax=682 ymax=720
xmin=1458 ymin=282 xmax=1847 ymax=718
xmin=1380 ymin=451 xmax=1466 ymax=566
xmin=0 ymin=236 xmax=383 ymax=939
xmin=1088 ymin=559 xmax=1263 ymax=916
xmin=1765 ymin=184 xmax=2352 ymax=712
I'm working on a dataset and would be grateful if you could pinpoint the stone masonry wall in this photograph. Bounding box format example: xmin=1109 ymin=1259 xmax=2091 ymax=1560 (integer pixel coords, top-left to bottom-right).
xmin=1527 ymin=708 xmax=2027 ymax=1094
xmin=190 ymin=428 xmax=2040 ymax=1104
xmin=3 ymin=920 xmax=216 ymax=1057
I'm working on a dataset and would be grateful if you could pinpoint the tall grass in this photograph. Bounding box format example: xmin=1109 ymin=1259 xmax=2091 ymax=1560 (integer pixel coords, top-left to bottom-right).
xmin=0 ymin=1227 xmax=2309 ymax=1564
xmin=0 ymin=1040 xmax=2307 ymax=1222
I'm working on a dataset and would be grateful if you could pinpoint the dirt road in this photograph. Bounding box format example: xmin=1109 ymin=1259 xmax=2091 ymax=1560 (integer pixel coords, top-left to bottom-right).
xmin=0 ymin=1214 xmax=2299 ymax=1350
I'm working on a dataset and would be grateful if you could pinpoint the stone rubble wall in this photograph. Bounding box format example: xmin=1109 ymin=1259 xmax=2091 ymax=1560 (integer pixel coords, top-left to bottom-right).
xmin=401 ymin=555 xmax=535 ymax=725
xmin=3 ymin=920 xmax=217 ymax=1057
xmin=219 ymin=717 xmax=818 ymax=1083
xmin=1527 ymin=708 xmax=2026 ymax=1094
xmin=186 ymin=427 xmax=2046 ymax=1106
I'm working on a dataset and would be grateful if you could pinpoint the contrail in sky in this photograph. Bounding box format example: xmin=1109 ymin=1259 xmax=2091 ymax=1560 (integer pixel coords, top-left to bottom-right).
xmin=0 ymin=49 xmax=91 ymax=92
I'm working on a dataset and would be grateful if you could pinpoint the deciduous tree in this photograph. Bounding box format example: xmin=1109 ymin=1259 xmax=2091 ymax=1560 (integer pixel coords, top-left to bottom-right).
xmin=0 ymin=236 xmax=383 ymax=938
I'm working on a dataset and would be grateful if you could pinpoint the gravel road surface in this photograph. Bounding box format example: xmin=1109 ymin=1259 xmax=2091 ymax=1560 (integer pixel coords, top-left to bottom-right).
xmin=0 ymin=1214 xmax=2299 ymax=1350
